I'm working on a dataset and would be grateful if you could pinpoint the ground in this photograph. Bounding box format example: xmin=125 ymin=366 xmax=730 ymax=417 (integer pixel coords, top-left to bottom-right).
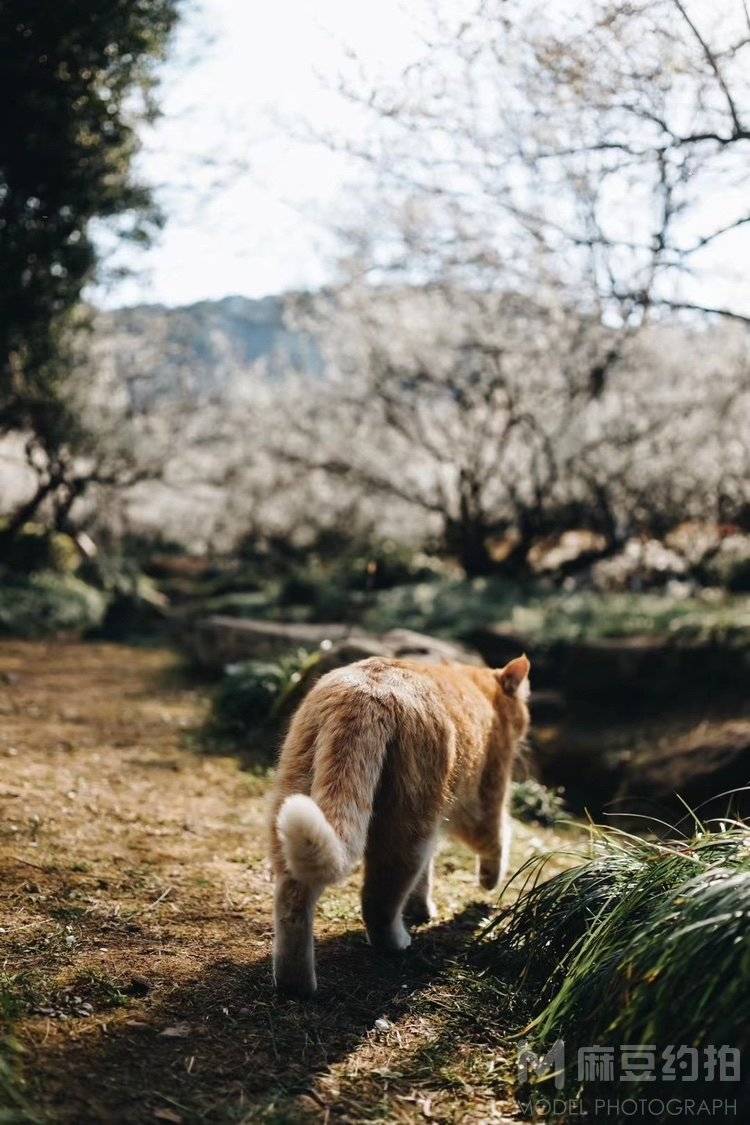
xmin=0 ymin=642 xmax=569 ymax=1124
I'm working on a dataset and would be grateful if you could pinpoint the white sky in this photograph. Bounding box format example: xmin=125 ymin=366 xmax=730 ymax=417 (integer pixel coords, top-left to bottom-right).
xmin=98 ymin=0 xmax=750 ymax=316
xmin=97 ymin=0 xmax=421 ymax=309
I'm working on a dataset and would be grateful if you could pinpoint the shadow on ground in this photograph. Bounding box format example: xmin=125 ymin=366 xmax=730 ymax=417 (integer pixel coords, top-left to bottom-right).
xmin=32 ymin=904 xmax=494 ymax=1123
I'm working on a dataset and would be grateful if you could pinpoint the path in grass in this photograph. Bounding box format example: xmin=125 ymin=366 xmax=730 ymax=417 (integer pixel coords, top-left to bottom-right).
xmin=0 ymin=641 xmax=566 ymax=1123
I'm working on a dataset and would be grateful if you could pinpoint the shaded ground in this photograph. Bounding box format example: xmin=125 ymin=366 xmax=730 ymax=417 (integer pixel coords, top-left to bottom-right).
xmin=534 ymin=690 xmax=750 ymax=826
xmin=0 ymin=642 xmax=569 ymax=1123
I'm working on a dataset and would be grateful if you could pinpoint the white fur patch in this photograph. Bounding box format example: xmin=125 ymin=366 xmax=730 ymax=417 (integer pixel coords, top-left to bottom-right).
xmin=324 ymin=661 xmax=425 ymax=707
xmin=277 ymin=794 xmax=349 ymax=886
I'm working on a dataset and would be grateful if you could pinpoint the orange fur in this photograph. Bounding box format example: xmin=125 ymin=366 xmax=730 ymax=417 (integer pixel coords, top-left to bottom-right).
xmin=269 ymin=654 xmax=530 ymax=995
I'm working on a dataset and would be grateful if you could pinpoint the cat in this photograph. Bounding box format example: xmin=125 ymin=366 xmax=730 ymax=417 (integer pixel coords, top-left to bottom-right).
xmin=268 ymin=653 xmax=530 ymax=995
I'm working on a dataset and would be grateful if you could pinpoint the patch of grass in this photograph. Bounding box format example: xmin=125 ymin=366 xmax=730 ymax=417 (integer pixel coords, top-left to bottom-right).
xmin=208 ymin=648 xmax=321 ymax=752
xmin=0 ymin=1039 xmax=36 ymax=1124
xmin=182 ymin=541 xmax=447 ymax=626
xmin=0 ymin=973 xmax=47 ymax=1022
xmin=511 ymin=779 xmax=567 ymax=826
xmin=506 ymin=589 xmax=750 ymax=646
xmin=0 ymin=975 xmax=43 ymax=1122
xmin=365 ymin=578 xmax=750 ymax=647
xmin=362 ymin=576 xmax=522 ymax=637
xmin=68 ymin=970 xmax=132 ymax=1010
xmin=0 ymin=572 xmax=106 ymax=638
xmin=482 ymin=826 xmax=750 ymax=1117
xmin=190 ymin=587 xmax=283 ymax=621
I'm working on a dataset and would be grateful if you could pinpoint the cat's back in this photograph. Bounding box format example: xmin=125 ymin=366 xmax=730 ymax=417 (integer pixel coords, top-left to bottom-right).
xmin=308 ymin=656 xmax=494 ymax=728
xmin=311 ymin=656 xmax=445 ymax=718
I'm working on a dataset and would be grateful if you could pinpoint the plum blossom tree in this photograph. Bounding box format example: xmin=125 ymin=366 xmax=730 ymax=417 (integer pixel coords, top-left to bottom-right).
xmin=240 ymin=0 xmax=748 ymax=574
xmin=321 ymin=0 xmax=750 ymax=330
xmin=252 ymin=285 xmax=749 ymax=576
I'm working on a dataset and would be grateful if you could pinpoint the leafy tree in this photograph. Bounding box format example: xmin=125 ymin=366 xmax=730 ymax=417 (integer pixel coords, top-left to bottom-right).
xmin=0 ymin=0 xmax=179 ymax=531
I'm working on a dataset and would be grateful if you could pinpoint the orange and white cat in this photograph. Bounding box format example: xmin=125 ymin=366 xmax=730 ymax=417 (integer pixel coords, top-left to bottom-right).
xmin=269 ymin=654 xmax=530 ymax=995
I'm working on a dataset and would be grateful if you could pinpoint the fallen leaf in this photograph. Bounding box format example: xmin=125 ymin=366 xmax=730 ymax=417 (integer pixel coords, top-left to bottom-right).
xmin=152 ymin=1109 xmax=183 ymax=1123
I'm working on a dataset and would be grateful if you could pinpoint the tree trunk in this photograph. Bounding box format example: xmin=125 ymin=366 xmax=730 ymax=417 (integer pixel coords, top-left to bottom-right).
xmin=53 ymin=478 xmax=87 ymax=532
xmin=445 ymin=469 xmax=496 ymax=577
xmin=1 ymin=476 xmax=60 ymax=540
xmin=445 ymin=515 xmax=494 ymax=577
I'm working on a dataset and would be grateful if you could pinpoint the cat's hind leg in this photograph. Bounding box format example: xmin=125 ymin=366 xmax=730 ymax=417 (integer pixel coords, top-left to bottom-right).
xmin=403 ymin=847 xmax=437 ymax=926
xmin=362 ymin=831 xmax=436 ymax=952
xmin=273 ymin=874 xmax=321 ymax=996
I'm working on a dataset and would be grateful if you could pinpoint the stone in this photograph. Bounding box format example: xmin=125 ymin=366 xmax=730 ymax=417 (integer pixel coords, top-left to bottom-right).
xmin=178 ymin=615 xmax=483 ymax=673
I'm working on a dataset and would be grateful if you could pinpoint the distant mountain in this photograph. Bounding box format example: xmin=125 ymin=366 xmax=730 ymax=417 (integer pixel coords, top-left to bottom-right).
xmin=92 ymin=293 xmax=321 ymax=403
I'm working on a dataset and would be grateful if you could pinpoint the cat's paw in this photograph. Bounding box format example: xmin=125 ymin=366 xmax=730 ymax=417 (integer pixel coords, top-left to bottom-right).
xmin=478 ymin=856 xmax=500 ymax=891
xmin=403 ymin=895 xmax=437 ymax=926
xmin=273 ymin=960 xmax=317 ymax=998
xmin=367 ymin=920 xmax=412 ymax=953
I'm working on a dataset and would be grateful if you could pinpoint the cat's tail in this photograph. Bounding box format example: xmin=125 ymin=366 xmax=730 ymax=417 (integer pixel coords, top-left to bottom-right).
xmin=276 ymin=701 xmax=390 ymax=886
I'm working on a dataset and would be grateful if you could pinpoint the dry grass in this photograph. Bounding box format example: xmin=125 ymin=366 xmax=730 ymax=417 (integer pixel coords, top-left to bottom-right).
xmin=0 ymin=641 xmax=568 ymax=1123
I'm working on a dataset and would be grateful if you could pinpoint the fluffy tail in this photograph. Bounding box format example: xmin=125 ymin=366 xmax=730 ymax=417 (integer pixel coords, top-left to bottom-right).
xmin=276 ymin=794 xmax=349 ymax=885
xmin=276 ymin=703 xmax=390 ymax=886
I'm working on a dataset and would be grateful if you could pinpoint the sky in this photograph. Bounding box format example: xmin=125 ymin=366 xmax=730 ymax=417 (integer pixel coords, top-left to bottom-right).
xmin=97 ymin=0 xmax=422 ymax=309
xmin=98 ymin=0 xmax=750 ymax=316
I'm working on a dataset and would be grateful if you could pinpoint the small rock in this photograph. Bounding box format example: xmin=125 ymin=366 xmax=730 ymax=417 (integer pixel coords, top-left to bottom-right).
xmin=160 ymin=1023 xmax=191 ymax=1038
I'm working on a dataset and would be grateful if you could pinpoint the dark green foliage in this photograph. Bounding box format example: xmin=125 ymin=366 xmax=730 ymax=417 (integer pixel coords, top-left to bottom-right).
xmin=365 ymin=579 xmax=750 ymax=646
xmin=210 ymin=649 xmax=321 ymax=751
xmin=0 ymin=974 xmax=40 ymax=1121
xmin=0 ymin=0 xmax=180 ymax=536
xmin=701 ymin=539 xmax=750 ymax=593
xmin=0 ymin=572 xmax=105 ymax=637
xmin=511 ymin=779 xmax=566 ymax=826
xmin=278 ymin=566 xmax=357 ymax=620
xmin=80 ymin=551 xmax=167 ymax=638
xmin=482 ymin=828 xmax=750 ymax=1116
xmin=0 ymin=520 xmax=79 ymax=574
xmin=182 ymin=540 xmax=444 ymax=625
xmin=97 ymin=585 xmax=167 ymax=640
xmin=273 ymin=540 xmax=445 ymax=621
xmin=362 ymin=576 xmax=523 ymax=637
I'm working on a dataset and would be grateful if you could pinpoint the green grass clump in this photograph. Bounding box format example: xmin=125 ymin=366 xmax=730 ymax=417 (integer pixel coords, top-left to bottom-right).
xmin=505 ymin=590 xmax=750 ymax=646
xmin=483 ymin=827 xmax=750 ymax=1115
xmin=363 ymin=576 xmax=522 ymax=637
xmin=210 ymin=648 xmax=321 ymax=746
xmin=0 ymin=975 xmax=39 ymax=1122
xmin=0 ymin=572 xmax=106 ymax=638
xmin=363 ymin=579 xmax=750 ymax=647
xmin=511 ymin=779 xmax=567 ymax=827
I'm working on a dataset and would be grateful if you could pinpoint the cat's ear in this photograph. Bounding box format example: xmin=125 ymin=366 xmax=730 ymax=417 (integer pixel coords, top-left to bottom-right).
xmin=497 ymin=655 xmax=530 ymax=700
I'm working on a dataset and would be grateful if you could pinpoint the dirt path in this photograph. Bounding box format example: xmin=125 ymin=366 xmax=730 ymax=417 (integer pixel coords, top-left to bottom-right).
xmin=0 ymin=641 xmax=560 ymax=1123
